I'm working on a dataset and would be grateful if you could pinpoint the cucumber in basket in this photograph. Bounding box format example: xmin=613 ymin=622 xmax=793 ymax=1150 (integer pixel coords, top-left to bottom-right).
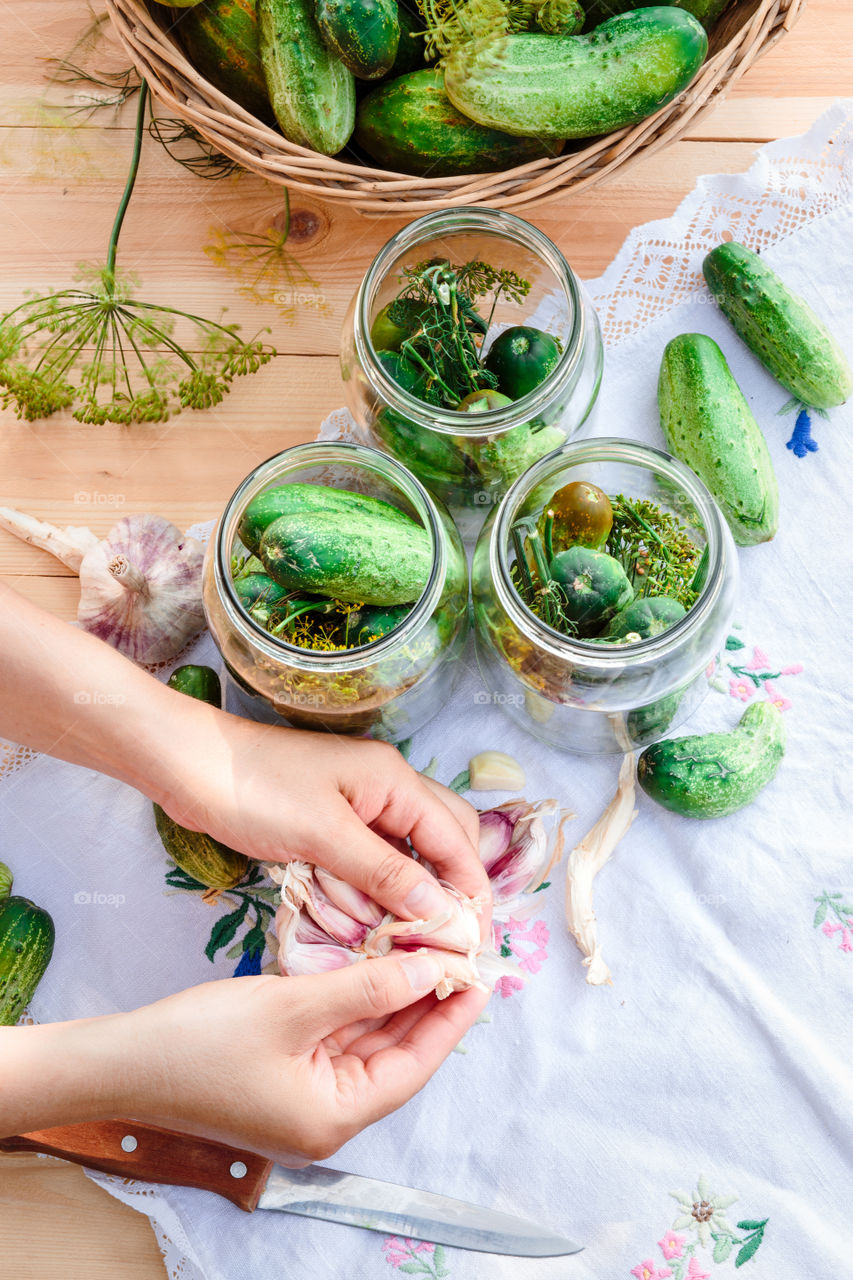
xmin=583 ymin=0 xmax=729 ymax=31
xmin=703 ymin=241 xmax=853 ymax=411
xmin=317 ymin=0 xmax=400 ymax=79
xmin=443 ymin=7 xmax=708 ymax=140
xmin=259 ymin=0 xmax=355 ymax=153
xmin=172 ymin=0 xmax=271 ymax=119
xmin=355 ymin=69 xmax=563 ymax=176
xmin=658 ymin=333 xmax=779 ymax=546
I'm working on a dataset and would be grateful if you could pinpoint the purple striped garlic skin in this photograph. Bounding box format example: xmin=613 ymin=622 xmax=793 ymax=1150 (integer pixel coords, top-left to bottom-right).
xmin=275 ymin=902 xmax=359 ymax=976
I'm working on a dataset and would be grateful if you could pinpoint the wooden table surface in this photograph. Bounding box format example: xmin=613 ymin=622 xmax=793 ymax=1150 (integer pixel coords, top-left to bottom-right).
xmin=0 ymin=1 xmax=849 ymax=1273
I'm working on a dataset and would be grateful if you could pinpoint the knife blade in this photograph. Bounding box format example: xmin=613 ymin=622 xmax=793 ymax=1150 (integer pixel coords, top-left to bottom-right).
xmin=0 ymin=1120 xmax=581 ymax=1257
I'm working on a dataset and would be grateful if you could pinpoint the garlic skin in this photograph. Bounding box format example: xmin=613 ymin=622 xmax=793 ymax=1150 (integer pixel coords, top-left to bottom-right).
xmin=78 ymin=515 xmax=205 ymax=663
xmin=468 ymin=751 xmax=526 ymax=792
xmin=275 ymin=901 xmax=360 ymax=976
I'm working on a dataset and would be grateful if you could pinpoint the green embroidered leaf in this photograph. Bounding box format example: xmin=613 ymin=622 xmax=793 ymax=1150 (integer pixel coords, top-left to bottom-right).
xmin=712 ymin=1233 xmax=734 ymax=1263
xmin=204 ymin=899 xmax=250 ymax=961
xmin=225 ymin=939 xmax=245 ymax=959
xmin=837 ymin=904 xmax=853 ymax=916
xmin=734 ymin=1234 xmax=762 ymax=1267
xmin=165 ymin=866 xmax=206 ymax=890
xmin=725 ymin=636 xmax=746 ymax=650
xmin=242 ymin=921 xmax=267 ymax=959
xmin=813 ymin=900 xmax=829 ymax=927
xmin=432 ymin=1245 xmax=445 ymax=1269
xmin=736 ymin=1219 xmax=767 ymax=1232
xmin=396 ymin=1263 xmax=429 ymax=1275
xmin=533 ymin=881 xmax=551 ymax=892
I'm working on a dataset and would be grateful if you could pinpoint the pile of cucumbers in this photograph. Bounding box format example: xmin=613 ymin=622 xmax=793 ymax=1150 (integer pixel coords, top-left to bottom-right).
xmin=168 ymin=0 xmax=716 ymax=171
xmin=0 ymin=862 xmax=54 ymax=1026
xmin=232 ymin=481 xmax=433 ymax=648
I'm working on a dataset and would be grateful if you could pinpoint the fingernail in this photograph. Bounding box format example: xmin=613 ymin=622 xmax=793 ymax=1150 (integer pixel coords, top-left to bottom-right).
xmin=399 ymin=951 xmax=442 ymax=993
xmin=404 ymin=878 xmax=450 ymax=919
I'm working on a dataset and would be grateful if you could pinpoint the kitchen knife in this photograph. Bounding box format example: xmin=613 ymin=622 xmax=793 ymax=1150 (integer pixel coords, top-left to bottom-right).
xmin=0 ymin=1120 xmax=581 ymax=1257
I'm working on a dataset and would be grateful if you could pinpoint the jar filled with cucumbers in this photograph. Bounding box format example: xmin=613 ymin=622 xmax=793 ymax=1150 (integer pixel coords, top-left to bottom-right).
xmin=472 ymin=439 xmax=739 ymax=754
xmin=203 ymin=442 xmax=469 ymax=741
xmin=341 ymin=209 xmax=603 ymax=536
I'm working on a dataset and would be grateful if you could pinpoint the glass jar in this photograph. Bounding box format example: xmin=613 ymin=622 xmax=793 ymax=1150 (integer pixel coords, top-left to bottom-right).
xmin=472 ymin=439 xmax=739 ymax=755
xmin=203 ymin=442 xmax=469 ymax=743
xmin=341 ymin=208 xmax=603 ymax=538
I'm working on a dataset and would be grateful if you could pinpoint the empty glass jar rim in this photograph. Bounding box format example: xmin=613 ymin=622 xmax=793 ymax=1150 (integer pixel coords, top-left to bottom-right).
xmin=214 ymin=441 xmax=447 ymax=673
xmin=355 ymin=207 xmax=585 ymax=437
xmin=491 ymin=437 xmax=729 ymax=664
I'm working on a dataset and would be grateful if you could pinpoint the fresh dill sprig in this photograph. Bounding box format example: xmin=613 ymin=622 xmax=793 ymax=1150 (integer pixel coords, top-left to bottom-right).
xmin=0 ymin=83 xmax=274 ymax=424
xmin=605 ymin=496 xmax=701 ymax=609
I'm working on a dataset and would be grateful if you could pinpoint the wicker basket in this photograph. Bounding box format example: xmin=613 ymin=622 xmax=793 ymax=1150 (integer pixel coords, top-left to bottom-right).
xmin=106 ymin=0 xmax=804 ymax=215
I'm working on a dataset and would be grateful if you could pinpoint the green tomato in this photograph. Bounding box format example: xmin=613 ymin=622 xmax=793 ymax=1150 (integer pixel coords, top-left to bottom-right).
xmin=484 ymin=325 xmax=561 ymax=400
xmin=455 ymin=389 xmax=514 ymax=413
xmin=543 ymin=480 xmax=613 ymax=553
xmin=549 ymin=546 xmax=633 ymax=630
xmin=370 ymin=299 xmax=428 ymax=353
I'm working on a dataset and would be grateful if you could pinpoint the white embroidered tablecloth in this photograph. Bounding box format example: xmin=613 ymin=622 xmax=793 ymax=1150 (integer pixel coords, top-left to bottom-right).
xmin=2 ymin=102 xmax=853 ymax=1280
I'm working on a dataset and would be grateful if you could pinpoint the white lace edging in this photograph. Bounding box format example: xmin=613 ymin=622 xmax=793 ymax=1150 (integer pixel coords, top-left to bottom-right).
xmin=587 ymin=99 xmax=853 ymax=347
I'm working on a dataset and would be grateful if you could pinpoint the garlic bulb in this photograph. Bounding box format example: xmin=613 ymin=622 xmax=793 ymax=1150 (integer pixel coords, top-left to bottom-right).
xmin=268 ymin=799 xmax=567 ymax=998
xmin=0 ymin=506 xmax=205 ymax=663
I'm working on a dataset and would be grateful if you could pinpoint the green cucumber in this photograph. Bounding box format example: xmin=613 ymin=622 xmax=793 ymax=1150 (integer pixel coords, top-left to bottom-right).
xmin=239 ymin=482 xmax=413 ymax=554
xmin=484 ymin=325 xmax=561 ymax=400
xmin=478 ymin=422 xmax=566 ymax=482
xmin=167 ymin=664 xmax=222 ymax=705
xmin=155 ymin=665 xmax=251 ymax=890
xmin=604 ymin=595 xmax=686 ymax=640
xmin=385 ymin=0 xmax=429 ymax=76
xmin=0 ymin=862 xmax=11 ymax=904
xmin=172 ymin=0 xmax=272 ymax=119
xmin=658 ymin=333 xmax=779 ymax=546
xmin=638 ymin=701 xmax=785 ymax=818
xmin=527 ymin=0 xmax=585 ymax=35
xmin=259 ymin=0 xmax=355 ymax=153
xmin=355 ymin=68 xmax=563 ymax=176
xmin=260 ymin=508 xmax=432 ymax=604
xmin=549 ymin=546 xmax=633 ymax=630
xmin=0 ymin=896 xmax=54 ymax=1025
xmin=444 ymin=8 xmax=707 ymax=140
xmin=584 ymin=1 xmax=729 ymax=31
xmin=317 ymin=0 xmax=399 ymax=78
xmin=356 ymin=602 xmax=412 ymax=644
xmin=703 ymin=241 xmax=853 ymax=410
xmin=626 ymin=690 xmax=682 ymax=743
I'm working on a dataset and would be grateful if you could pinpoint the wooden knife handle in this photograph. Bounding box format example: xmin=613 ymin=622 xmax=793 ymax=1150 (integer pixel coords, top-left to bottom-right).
xmin=0 ymin=1120 xmax=274 ymax=1211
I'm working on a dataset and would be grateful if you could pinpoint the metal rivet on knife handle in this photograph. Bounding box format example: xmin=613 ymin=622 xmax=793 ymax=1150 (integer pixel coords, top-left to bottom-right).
xmin=121 ymin=1135 xmax=138 ymax=1152
xmin=230 ymin=1161 xmax=248 ymax=1179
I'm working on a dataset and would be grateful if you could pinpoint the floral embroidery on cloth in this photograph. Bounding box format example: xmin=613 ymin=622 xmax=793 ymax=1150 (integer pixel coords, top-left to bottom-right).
xmin=163 ymin=864 xmax=279 ymax=975
xmin=382 ymin=1237 xmax=451 ymax=1277
xmin=630 ymin=1176 xmax=768 ymax=1276
xmin=814 ymin=891 xmax=853 ymax=954
xmin=707 ymin=632 xmax=803 ymax=711
xmin=493 ymin=914 xmax=550 ymax=998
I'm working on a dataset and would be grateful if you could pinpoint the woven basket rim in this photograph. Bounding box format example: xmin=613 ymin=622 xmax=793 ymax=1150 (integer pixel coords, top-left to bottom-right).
xmin=106 ymin=0 xmax=805 ymax=213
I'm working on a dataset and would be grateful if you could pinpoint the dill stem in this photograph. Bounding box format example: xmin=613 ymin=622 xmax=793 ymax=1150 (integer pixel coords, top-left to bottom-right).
xmin=105 ymin=80 xmax=148 ymax=286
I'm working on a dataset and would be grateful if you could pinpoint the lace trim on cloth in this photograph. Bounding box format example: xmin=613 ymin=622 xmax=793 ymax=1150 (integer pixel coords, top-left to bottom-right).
xmin=588 ymin=99 xmax=853 ymax=347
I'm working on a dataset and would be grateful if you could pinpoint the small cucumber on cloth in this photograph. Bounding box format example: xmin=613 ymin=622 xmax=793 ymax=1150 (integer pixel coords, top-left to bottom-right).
xmin=638 ymin=701 xmax=785 ymax=819
xmin=703 ymin=241 xmax=853 ymax=411
xmin=658 ymin=333 xmax=779 ymax=546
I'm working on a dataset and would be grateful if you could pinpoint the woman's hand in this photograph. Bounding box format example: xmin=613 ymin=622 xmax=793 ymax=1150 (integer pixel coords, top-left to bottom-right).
xmin=0 ymin=954 xmax=490 ymax=1158
xmin=159 ymin=709 xmax=491 ymax=934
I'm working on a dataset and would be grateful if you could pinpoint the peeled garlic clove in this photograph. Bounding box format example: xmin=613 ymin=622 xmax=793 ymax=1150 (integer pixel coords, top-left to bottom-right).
xmin=363 ymin=887 xmax=481 ymax=958
xmin=468 ymin=751 xmax=526 ymax=793
xmin=314 ymin=866 xmax=385 ymax=928
xmin=303 ymin=878 xmax=371 ymax=948
xmin=275 ymin=902 xmax=359 ymax=976
xmin=78 ymin=514 xmax=205 ymax=663
xmin=478 ymin=809 xmax=515 ymax=873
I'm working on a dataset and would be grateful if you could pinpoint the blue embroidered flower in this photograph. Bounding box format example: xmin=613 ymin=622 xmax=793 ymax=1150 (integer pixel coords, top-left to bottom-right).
xmin=233 ymin=949 xmax=262 ymax=976
xmin=786 ymin=408 xmax=818 ymax=458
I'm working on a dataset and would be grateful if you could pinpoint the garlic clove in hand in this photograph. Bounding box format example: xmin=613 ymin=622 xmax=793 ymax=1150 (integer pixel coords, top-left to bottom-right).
xmin=78 ymin=514 xmax=205 ymax=663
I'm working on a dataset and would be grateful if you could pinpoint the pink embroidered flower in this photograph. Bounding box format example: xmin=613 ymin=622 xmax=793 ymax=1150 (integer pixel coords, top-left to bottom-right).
xmin=746 ymin=646 xmax=769 ymax=671
xmin=382 ymin=1238 xmax=434 ymax=1268
xmin=763 ymin=681 xmax=792 ymax=713
xmin=630 ymin=1260 xmax=671 ymax=1280
xmin=705 ymin=659 xmax=717 ymax=679
xmin=822 ymin=920 xmax=841 ymax=937
xmin=729 ymin=676 xmax=752 ymax=702
xmin=658 ymin=1230 xmax=685 ymax=1260
xmin=495 ymin=975 xmax=524 ymax=998
xmin=839 ymin=930 xmax=853 ymax=954
xmin=686 ymin=1259 xmax=710 ymax=1280
xmin=780 ymin=663 xmax=803 ymax=676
